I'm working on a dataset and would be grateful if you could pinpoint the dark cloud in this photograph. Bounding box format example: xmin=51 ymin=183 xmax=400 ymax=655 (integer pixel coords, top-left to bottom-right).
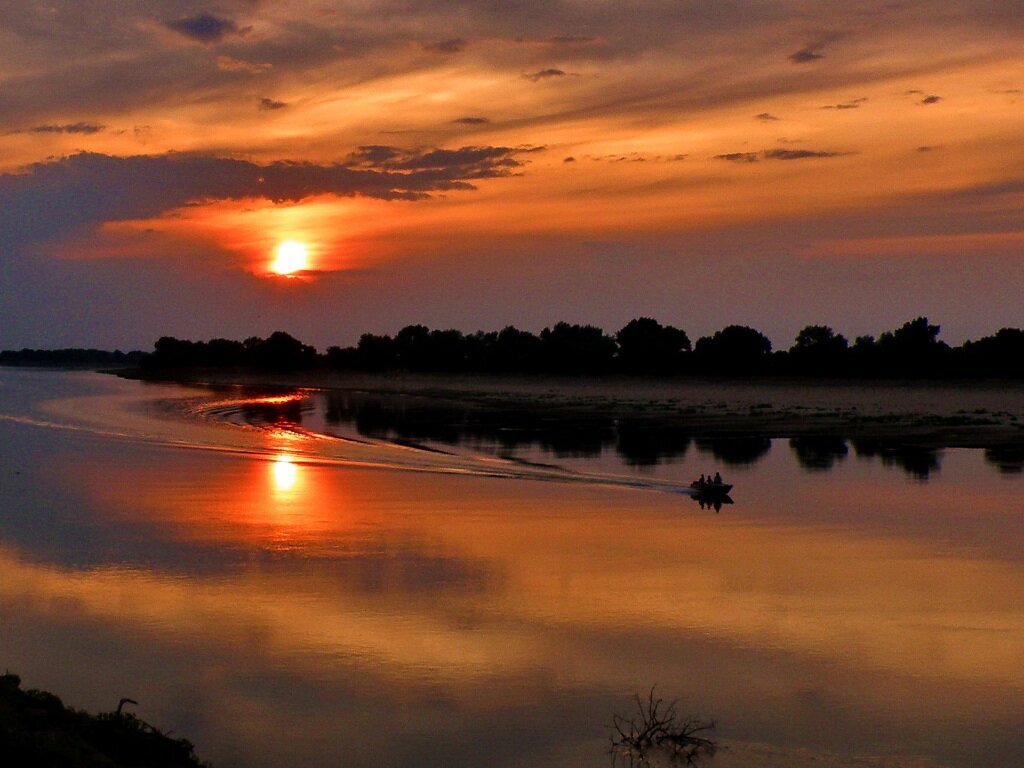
xmin=921 ymin=94 xmax=942 ymax=104
xmin=762 ymin=148 xmax=844 ymax=160
xmin=0 ymin=147 xmax=532 ymax=247
xmin=916 ymin=145 xmax=939 ymax=152
xmin=523 ymin=68 xmax=567 ymax=82
xmin=563 ymin=156 xmax=576 ymax=163
xmin=755 ymin=113 xmax=779 ymax=121
xmin=164 ymin=12 xmax=240 ymax=44
xmin=347 ymin=145 xmax=535 ymax=176
xmin=28 ymin=122 xmax=105 ymax=134
xmin=822 ymin=97 xmax=867 ymax=110
xmin=716 ymin=149 xmax=844 ymax=162
xmin=715 ymin=152 xmax=759 ymax=162
xmin=259 ymin=97 xmax=287 ymax=110
xmin=452 ymin=116 xmax=490 ymax=124
xmin=547 ymin=35 xmax=595 ymax=44
xmin=423 ymin=38 xmax=466 ymax=53
xmin=789 ymin=47 xmax=824 ymax=64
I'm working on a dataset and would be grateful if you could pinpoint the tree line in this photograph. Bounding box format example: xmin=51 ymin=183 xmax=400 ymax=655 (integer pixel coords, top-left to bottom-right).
xmin=0 ymin=348 xmax=146 ymax=367
xmin=121 ymin=317 xmax=1024 ymax=379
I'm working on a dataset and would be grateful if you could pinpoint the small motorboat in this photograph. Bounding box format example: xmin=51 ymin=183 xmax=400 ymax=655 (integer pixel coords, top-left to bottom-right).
xmin=690 ymin=479 xmax=733 ymax=495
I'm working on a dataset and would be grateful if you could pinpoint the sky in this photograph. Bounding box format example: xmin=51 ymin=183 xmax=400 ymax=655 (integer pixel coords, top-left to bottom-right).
xmin=1 ymin=0 xmax=1022 ymax=350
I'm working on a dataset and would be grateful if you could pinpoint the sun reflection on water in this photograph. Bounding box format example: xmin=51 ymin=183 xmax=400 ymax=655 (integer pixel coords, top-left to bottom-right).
xmin=272 ymin=457 xmax=299 ymax=493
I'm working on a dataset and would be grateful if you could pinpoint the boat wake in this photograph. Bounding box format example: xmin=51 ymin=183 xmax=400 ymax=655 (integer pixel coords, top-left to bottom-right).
xmin=10 ymin=374 xmax=702 ymax=497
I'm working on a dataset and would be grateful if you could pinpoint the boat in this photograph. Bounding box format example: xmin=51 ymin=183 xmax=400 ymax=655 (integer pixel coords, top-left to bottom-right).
xmin=689 ymin=480 xmax=733 ymax=495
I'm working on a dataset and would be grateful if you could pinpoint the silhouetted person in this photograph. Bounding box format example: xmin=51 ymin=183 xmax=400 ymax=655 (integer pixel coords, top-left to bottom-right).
xmin=714 ymin=471 xmax=722 ymax=485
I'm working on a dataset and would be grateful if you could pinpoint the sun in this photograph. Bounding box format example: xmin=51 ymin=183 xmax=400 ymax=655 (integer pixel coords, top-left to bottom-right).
xmin=271 ymin=240 xmax=309 ymax=275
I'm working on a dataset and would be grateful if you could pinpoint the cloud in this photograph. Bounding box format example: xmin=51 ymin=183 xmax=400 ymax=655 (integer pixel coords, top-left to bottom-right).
xmin=789 ymin=47 xmax=824 ymax=64
xmin=423 ymin=38 xmax=466 ymax=54
xmin=921 ymin=94 xmax=942 ymax=104
xmin=164 ymin=13 xmax=240 ymax=44
xmin=346 ymin=145 xmax=536 ymax=175
xmin=27 ymin=122 xmax=105 ymax=134
xmin=917 ymin=145 xmax=939 ymax=152
xmin=259 ymin=97 xmax=287 ymax=110
xmin=452 ymin=117 xmax=490 ymax=125
xmin=0 ymin=147 xmax=534 ymax=247
xmin=547 ymin=36 xmax=595 ymax=44
xmin=715 ymin=149 xmax=845 ymax=162
xmin=563 ymin=156 xmax=576 ymax=163
xmin=216 ymin=56 xmax=272 ymax=74
xmin=715 ymin=152 xmax=759 ymax=163
xmin=523 ymin=68 xmax=567 ymax=82
xmin=822 ymin=97 xmax=867 ymax=110
xmin=755 ymin=113 xmax=780 ymax=121
xmin=762 ymin=148 xmax=844 ymax=160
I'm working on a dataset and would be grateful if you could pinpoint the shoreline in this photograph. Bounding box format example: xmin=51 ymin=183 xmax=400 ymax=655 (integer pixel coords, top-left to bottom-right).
xmin=115 ymin=368 xmax=1024 ymax=450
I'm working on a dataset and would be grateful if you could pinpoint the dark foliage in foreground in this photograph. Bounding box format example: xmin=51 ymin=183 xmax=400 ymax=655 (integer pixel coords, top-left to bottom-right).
xmin=610 ymin=688 xmax=715 ymax=766
xmin=0 ymin=672 xmax=209 ymax=768
xmin=7 ymin=315 xmax=1024 ymax=379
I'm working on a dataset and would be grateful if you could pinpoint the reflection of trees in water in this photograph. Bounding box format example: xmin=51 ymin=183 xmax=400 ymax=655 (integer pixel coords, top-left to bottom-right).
xmin=984 ymin=446 xmax=1024 ymax=474
xmin=852 ymin=440 xmax=942 ymax=480
xmin=616 ymin=424 xmax=691 ymax=466
xmin=239 ymin=397 xmax=308 ymax=427
xmin=322 ymin=393 xmax=697 ymax=464
xmin=317 ymin=393 xmax=1003 ymax=481
xmin=789 ymin=437 xmax=849 ymax=471
xmin=694 ymin=437 xmax=771 ymax=466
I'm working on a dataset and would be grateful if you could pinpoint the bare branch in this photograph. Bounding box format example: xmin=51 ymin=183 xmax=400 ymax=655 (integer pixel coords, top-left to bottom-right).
xmin=610 ymin=687 xmax=716 ymax=766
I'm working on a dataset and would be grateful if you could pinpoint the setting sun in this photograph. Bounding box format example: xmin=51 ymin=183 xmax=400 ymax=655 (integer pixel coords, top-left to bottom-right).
xmin=271 ymin=240 xmax=309 ymax=275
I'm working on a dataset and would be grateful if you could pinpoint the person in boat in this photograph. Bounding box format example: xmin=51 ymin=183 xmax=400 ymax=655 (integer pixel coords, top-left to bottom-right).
xmin=714 ymin=471 xmax=722 ymax=485
xmin=698 ymin=473 xmax=706 ymax=485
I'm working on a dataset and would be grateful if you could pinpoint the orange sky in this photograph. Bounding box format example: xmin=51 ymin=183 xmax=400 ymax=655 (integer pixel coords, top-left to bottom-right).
xmin=1 ymin=1 xmax=1022 ymax=347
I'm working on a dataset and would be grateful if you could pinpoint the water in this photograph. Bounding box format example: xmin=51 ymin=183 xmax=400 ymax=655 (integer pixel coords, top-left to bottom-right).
xmin=1 ymin=369 xmax=1022 ymax=767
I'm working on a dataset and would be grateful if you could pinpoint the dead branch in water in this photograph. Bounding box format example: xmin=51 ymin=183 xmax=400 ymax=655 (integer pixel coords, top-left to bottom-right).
xmin=610 ymin=687 xmax=715 ymax=766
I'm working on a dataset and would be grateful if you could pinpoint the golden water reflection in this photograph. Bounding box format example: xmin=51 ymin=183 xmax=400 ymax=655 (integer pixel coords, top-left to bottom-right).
xmin=8 ymin=424 xmax=1024 ymax=768
xmin=271 ymin=457 xmax=299 ymax=494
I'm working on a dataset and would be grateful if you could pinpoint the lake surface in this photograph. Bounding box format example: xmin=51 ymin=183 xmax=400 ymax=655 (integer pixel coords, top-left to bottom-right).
xmin=1 ymin=369 xmax=1022 ymax=768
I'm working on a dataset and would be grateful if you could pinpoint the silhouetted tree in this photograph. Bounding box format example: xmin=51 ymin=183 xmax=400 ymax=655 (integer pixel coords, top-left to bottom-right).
xmin=957 ymin=328 xmax=1024 ymax=378
xmin=616 ymin=317 xmax=691 ymax=374
xmin=788 ymin=325 xmax=849 ymax=376
xmin=205 ymin=337 xmax=246 ymax=366
xmin=539 ymin=322 xmax=616 ymax=374
xmin=693 ymin=325 xmax=772 ymax=374
xmin=246 ymin=331 xmax=318 ymax=370
xmin=354 ymin=333 xmax=396 ymax=370
xmin=428 ymin=328 xmax=468 ymax=371
xmin=489 ymin=326 xmax=543 ymax=373
xmin=873 ymin=317 xmax=950 ymax=377
xmin=394 ymin=324 xmax=432 ymax=370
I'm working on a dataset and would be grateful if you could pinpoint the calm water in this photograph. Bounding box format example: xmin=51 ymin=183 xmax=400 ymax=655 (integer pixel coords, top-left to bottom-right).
xmin=1 ymin=369 xmax=1022 ymax=768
